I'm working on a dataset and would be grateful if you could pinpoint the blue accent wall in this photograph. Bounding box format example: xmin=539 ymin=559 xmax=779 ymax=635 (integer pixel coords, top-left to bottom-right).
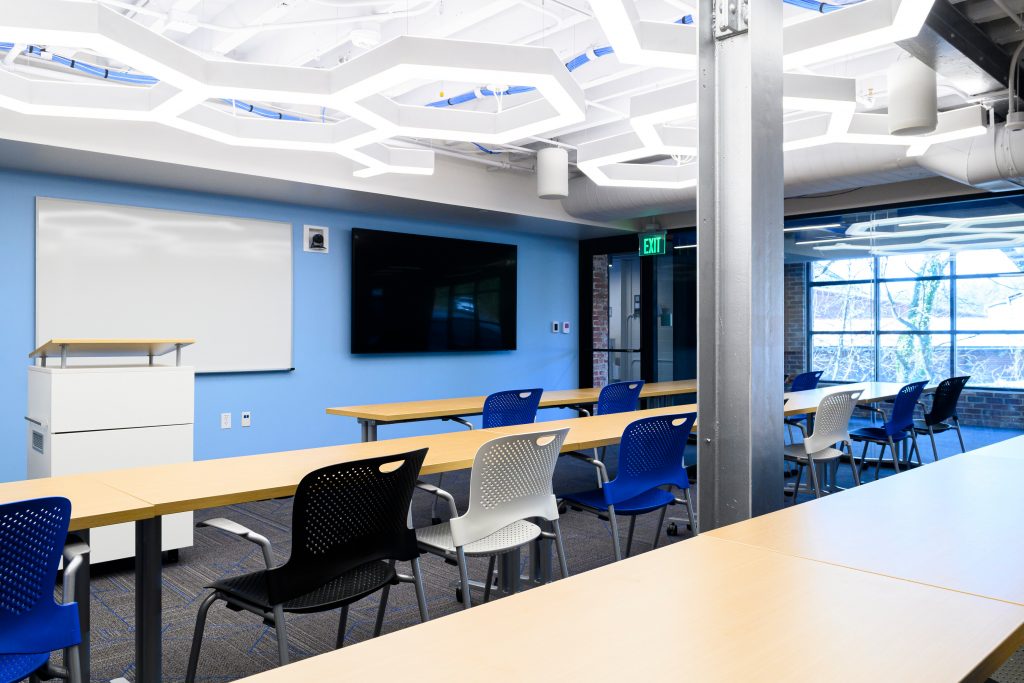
xmin=0 ymin=169 xmax=579 ymax=482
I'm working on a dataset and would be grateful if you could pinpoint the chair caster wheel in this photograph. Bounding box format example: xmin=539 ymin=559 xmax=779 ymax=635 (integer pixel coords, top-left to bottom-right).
xmin=666 ymin=523 xmax=679 ymax=537
xmin=557 ymin=503 xmax=567 ymax=515
xmin=455 ymin=587 xmax=464 ymax=603
xmin=431 ymin=517 xmax=442 ymax=525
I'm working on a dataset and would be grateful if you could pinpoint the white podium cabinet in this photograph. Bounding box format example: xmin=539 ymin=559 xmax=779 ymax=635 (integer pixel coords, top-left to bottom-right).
xmin=26 ymin=339 xmax=196 ymax=563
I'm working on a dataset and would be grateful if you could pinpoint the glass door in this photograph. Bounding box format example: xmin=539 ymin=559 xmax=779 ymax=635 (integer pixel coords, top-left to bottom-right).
xmin=580 ymin=230 xmax=696 ymax=390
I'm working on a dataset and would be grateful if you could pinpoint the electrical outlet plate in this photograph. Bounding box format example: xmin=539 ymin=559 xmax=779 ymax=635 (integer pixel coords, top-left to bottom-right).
xmin=241 ymin=411 xmax=251 ymax=427
xmin=562 ymin=321 xmax=571 ymax=334
xmin=303 ymin=225 xmax=329 ymax=253
xmin=220 ymin=412 xmax=231 ymax=429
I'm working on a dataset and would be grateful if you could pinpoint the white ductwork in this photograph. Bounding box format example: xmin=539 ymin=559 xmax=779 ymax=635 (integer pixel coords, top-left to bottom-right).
xmin=561 ymin=143 xmax=926 ymax=221
xmin=561 ymin=123 xmax=1024 ymax=222
xmin=915 ymin=125 xmax=1024 ymax=192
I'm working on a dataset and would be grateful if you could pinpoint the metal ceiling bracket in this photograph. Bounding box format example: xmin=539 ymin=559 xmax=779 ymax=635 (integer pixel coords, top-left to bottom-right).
xmin=715 ymin=0 xmax=749 ymax=39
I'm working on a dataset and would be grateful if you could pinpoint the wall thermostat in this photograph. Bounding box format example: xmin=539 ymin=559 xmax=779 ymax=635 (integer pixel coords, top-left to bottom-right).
xmin=304 ymin=225 xmax=329 ymax=253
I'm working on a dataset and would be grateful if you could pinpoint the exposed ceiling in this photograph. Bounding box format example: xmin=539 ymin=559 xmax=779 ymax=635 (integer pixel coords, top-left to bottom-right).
xmin=0 ymin=0 xmax=1020 ymax=224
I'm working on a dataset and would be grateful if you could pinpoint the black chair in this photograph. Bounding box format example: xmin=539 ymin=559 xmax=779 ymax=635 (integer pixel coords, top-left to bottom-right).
xmin=185 ymin=450 xmax=429 ymax=682
xmin=913 ymin=376 xmax=969 ymax=461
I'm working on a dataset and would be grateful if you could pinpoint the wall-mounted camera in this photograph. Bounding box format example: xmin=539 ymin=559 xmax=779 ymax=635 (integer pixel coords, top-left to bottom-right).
xmin=303 ymin=225 xmax=329 ymax=253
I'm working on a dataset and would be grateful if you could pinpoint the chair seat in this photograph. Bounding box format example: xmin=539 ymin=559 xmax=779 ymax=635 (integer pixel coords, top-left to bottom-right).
xmin=849 ymin=426 xmax=908 ymax=442
xmin=561 ymin=486 xmax=675 ymax=515
xmin=783 ymin=443 xmax=844 ymax=463
xmin=209 ymin=559 xmax=395 ymax=614
xmin=0 ymin=652 xmax=48 ymax=683
xmin=912 ymin=419 xmax=954 ymax=433
xmin=416 ymin=519 xmax=541 ymax=557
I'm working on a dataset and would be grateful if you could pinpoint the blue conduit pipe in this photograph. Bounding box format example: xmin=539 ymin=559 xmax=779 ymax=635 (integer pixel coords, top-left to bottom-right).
xmin=0 ymin=43 xmax=159 ymax=84
xmin=219 ymin=98 xmax=307 ymax=121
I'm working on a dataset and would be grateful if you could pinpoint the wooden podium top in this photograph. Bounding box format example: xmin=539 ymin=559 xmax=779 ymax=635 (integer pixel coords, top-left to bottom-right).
xmin=30 ymin=338 xmax=194 ymax=360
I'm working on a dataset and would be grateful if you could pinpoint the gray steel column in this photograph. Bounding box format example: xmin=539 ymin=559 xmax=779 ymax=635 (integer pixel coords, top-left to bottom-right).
xmin=696 ymin=0 xmax=785 ymax=529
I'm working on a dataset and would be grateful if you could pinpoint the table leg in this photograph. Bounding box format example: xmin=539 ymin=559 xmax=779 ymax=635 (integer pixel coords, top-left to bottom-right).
xmin=70 ymin=530 xmax=90 ymax=683
xmin=498 ymin=549 xmax=521 ymax=595
xmin=366 ymin=420 xmax=378 ymax=442
xmin=529 ymin=522 xmax=553 ymax=585
xmin=135 ymin=517 xmax=162 ymax=683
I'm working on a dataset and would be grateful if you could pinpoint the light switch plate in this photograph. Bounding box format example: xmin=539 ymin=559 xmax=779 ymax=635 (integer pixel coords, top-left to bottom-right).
xmin=562 ymin=321 xmax=571 ymax=334
xmin=220 ymin=412 xmax=231 ymax=429
xmin=551 ymin=321 xmax=560 ymax=333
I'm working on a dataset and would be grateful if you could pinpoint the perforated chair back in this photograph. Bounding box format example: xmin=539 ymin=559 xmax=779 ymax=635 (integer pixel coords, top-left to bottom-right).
xmin=482 ymin=388 xmax=543 ymax=429
xmin=449 ymin=428 xmax=569 ymax=548
xmin=805 ymin=390 xmax=862 ymax=454
xmin=603 ymin=414 xmax=696 ymax=506
xmin=790 ymin=370 xmax=824 ymax=392
xmin=0 ymin=496 xmax=81 ymax=655
xmin=885 ymin=381 xmax=928 ymax=436
xmin=264 ymin=450 xmax=426 ymax=606
xmin=596 ymin=380 xmax=645 ymax=415
xmin=926 ymin=376 xmax=969 ymax=426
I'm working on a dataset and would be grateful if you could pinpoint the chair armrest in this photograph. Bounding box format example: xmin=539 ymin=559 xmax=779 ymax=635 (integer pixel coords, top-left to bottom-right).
xmin=442 ymin=417 xmax=473 ymax=430
xmin=567 ymin=452 xmax=610 ymax=484
xmin=416 ymin=481 xmax=459 ymax=519
xmin=61 ymin=541 xmax=91 ymax=604
xmin=785 ymin=419 xmax=809 ymax=437
xmin=198 ymin=518 xmax=275 ymax=568
xmin=856 ymin=404 xmax=886 ymax=418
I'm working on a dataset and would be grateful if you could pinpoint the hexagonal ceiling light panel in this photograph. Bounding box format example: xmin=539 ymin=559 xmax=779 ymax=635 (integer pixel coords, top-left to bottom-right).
xmin=0 ymin=0 xmax=587 ymax=177
xmin=590 ymin=0 xmax=935 ymax=71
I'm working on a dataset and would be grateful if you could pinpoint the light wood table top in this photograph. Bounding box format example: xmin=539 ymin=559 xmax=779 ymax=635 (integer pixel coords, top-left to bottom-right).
xmin=30 ymin=338 xmax=194 ymax=359
xmin=710 ymin=451 xmax=1024 ymax=606
xmin=326 ymin=379 xmax=697 ymax=422
xmin=783 ymin=381 xmax=930 ymax=416
xmin=234 ymin=535 xmax=1024 ymax=683
xmin=96 ymin=404 xmax=698 ymax=515
xmin=0 ymin=474 xmax=154 ymax=531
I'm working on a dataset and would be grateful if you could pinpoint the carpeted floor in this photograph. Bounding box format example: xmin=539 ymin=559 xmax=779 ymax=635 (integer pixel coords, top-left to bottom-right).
xmin=66 ymin=420 xmax=1023 ymax=682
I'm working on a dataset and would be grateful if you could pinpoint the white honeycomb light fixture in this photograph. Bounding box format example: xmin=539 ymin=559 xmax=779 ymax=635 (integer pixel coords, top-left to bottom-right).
xmin=0 ymin=0 xmax=587 ymax=178
xmin=0 ymin=0 xmax=989 ymax=188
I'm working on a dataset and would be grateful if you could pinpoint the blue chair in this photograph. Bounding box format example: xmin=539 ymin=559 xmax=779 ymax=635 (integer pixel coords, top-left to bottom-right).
xmin=595 ymin=380 xmax=645 ymax=415
xmin=0 ymin=497 xmax=88 ymax=683
xmin=482 ymin=388 xmax=543 ymax=428
xmin=561 ymin=413 xmax=697 ymax=561
xmin=785 ymin=371 xmax=823 ymax=443
xmin=850 ymin=381 xmax=927 ymax=479
xmin=434 ymin=389 xmax=543 ymax=522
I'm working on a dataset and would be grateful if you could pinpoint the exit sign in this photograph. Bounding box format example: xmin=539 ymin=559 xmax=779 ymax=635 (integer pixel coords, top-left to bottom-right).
xmin=639 ymin=231 xmax=667 ymax=256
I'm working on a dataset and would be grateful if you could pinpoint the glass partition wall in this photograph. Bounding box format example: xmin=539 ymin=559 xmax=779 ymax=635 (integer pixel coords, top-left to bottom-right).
xmin=790 ymin=192 xmax=1024 ymax=389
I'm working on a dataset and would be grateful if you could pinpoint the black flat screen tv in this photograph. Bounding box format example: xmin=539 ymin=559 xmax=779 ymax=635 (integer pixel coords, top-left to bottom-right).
xmin=351 ymin=228 xmax=517 ymax=354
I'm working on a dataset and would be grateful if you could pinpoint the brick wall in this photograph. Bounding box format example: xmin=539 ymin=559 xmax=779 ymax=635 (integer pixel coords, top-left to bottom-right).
xmin=783 ymin=260 xmax=1022 ymax=430
xmin=784 ymin=262 xmax=807 ymax=380
xmin=592 ymin=254 xmax=609 ymax=388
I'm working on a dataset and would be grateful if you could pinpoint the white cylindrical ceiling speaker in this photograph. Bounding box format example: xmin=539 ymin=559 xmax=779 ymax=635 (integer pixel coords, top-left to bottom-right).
xmin=888 ymin=57 xmax=938 ymax=136
xmin=537 ymin=147 xmax=569 ymax=199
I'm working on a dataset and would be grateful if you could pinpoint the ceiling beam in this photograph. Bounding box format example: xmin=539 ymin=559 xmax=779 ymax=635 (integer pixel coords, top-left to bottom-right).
xmin=898 ymin=0 xmax=1009 ymax=96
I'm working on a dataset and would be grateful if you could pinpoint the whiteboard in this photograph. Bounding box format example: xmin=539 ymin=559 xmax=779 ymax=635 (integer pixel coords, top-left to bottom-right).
xmin=36 ymin=198 xmax=293 ymax=373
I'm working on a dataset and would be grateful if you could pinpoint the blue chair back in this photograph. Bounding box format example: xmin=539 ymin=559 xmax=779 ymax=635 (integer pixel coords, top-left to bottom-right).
xmin=596 ymin=380 xmax=645 ymax=415
xmin=885 ymin=381 xmax=928 ymax=436
xmin=603 ymin=414 xmax=695 ymax=506
xmin=790 ymin=371 xmax=823 ymax=392
xmin=482 ymin=389 xmax=543 ymax=429
xmin=0 ymin=497 xmax=81 ymax=656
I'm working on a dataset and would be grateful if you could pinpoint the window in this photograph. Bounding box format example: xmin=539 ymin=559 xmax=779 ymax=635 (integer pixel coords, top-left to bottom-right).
xmin=806 ymin=247 xmax=1024 ymax=389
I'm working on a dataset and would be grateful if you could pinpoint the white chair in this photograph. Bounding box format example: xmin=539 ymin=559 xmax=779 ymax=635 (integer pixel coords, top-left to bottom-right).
xmin=415 ymin=428 xmax=570 ymax=608
xmin=785 ymin=389 xmax=863 ymax=502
